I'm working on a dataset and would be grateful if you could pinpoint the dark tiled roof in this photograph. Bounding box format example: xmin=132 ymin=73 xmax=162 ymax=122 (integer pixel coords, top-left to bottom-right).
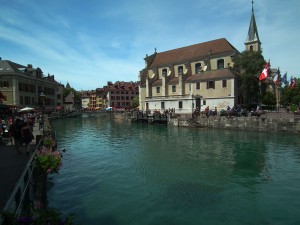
xmin=151 ymin=79 xmax=162 ymax=87
xmin=0 ymin=60 xmax=25 ymax=74
xmin=168 ymin=77 xmax=179 ymax=85
xmin=144 ymin=52 xmax=157 ymax=67
xmin=185 ymin=69 xmax=239 ymax=82
xmin=64 ymin=92 xmax=74 ymax=103
xmin=148 ymin=38 xmax=238 ymax=68
xmin=107 ymin=81 xmax=139 ymax=90
xmin=245 ymin=9 xmax=260 ymax=44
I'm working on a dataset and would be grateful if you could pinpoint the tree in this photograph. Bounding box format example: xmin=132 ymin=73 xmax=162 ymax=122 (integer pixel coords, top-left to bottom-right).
xmin=281 ymin=78 xmax=300 ymax=109
xmin=131 ymin=96 xmax=139 ymax=109
xmin=234 ymin=50 xmax=267 ymax=107
xmin=263 ymin=92 xmax=276 ymax=106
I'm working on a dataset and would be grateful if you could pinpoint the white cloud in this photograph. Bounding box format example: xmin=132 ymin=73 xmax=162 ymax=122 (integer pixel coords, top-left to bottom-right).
xmin=0 ymin=0 xmax=299 ymax=90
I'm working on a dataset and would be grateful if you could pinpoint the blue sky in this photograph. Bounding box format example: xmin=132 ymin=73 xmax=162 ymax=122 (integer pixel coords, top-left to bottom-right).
xmin=0 ymin=0 xmax=299 ymax=90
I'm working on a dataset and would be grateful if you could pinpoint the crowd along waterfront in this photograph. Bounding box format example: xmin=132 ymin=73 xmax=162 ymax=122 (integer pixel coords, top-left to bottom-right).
xmin=47 ymin=116 xmax=300 ymax=225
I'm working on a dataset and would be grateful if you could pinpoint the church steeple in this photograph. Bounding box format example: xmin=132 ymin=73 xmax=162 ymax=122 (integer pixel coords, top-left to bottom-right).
xmin=245 ymin=0 xmax=261 ymax=51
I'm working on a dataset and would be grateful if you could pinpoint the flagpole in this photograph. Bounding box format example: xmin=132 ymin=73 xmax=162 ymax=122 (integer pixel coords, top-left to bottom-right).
xmin=277 ymin=84 xmax=280 ymax=110
xmin=277 ymin=67 xmax=280 ymax=111
xmin=259 ymin=80 xmax=262 ymax=107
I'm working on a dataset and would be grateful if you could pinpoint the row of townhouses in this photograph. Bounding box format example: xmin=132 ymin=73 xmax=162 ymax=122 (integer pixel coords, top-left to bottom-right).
xmin=0 ymin=57 xmax=139 ymax=113
xmin=79 ymin=81 xmax=139 ymax=110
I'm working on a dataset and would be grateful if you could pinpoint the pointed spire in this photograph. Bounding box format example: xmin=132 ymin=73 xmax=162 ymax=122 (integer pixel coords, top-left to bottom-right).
xmin=245 ymin=0 xmax=261 ymax=51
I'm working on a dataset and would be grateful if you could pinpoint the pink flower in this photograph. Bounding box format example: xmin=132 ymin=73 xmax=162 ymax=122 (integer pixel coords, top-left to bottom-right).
xmin=47 ymin=168 xmax=52 ymax=173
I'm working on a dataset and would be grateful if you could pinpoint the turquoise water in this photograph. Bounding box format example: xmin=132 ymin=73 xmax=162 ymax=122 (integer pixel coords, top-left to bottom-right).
xmin=48 ymin=116 xmax=300 ymax=225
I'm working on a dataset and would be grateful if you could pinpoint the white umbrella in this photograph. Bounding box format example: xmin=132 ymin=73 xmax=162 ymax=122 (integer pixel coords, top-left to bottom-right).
xmin=18 ymin=107 xmax=35 ymax=112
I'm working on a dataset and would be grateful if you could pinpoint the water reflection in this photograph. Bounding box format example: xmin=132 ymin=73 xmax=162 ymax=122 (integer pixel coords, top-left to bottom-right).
xmin=48 ymin=117 xmax=300 ymax=225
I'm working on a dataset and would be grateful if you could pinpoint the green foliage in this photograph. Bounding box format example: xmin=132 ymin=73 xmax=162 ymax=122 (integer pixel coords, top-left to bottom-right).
xmin=290 ymin=104 xmax=298 ymax=112
xmin=281 ymin=78 xmax=300 ymax=107
xmin=235 ymin=50 xmax=266 ymax=75
xmin=263 ymin=92 xmax=276 ymax=106
xmin=63 ymin=88 xmax=73 ymax=99
xmin=234 ymin=50 xmax=267 ymax=106
xmin=63 ymin=87 xmax=81 ymax=106
xmin=35 ymin=150 xmax=62 ymax=174
xmin=36 ymin=136 xmax=62 ymax=174
xmin=131 ymin=96 xmax=139 ymax=108
xmin=43 ymin=137 xmax=52 ymax=148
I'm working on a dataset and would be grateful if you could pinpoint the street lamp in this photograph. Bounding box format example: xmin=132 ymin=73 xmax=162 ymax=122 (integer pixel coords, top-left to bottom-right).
xmin=40 ymin=92 xmax=45 ymax=131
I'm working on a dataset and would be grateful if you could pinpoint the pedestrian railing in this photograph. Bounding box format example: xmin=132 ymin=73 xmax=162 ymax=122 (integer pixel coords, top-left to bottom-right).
xmin=0 ymin=136 xmax=43 ymax=225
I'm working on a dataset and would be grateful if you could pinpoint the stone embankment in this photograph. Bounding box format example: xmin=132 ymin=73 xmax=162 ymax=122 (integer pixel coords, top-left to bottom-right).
xmin=169 ymin=111 xmax=300 ymax=133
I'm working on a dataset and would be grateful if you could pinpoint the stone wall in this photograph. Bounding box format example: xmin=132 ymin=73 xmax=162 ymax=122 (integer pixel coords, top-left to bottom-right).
xmin=169 ymin=115 xmax=300 ymax=133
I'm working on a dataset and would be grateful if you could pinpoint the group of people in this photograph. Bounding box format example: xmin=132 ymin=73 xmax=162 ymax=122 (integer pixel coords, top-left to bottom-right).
xmin=1 ymin=112 xmax=42 ymax=155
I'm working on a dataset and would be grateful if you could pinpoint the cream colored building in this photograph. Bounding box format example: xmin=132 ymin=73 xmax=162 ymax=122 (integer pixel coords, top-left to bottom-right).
xmin=139 ymin=38 xmax=241 ymax=113
xmin=0 ymin=60 xmax=64 ymax=112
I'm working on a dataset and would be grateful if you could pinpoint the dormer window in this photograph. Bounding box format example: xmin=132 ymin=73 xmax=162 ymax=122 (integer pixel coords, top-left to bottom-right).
xmin=178 ymin=66 xmax=183 ymax=75
xmin=162 ymin=68 xmax=167 ymax=76
xmin=217 ymin=59 xmax=224 ymax=69
xmin=195 ymin=63 xmax=201 ymax=74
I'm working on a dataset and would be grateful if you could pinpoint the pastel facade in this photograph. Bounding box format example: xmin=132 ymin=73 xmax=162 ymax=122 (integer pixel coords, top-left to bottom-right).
xmin=0 ymin=60 xmax=64 ymax=112
xmin=104 ymin=81 xmax=139 ymax=109
xmin=139 ymin=38 xmax=241 ymax=113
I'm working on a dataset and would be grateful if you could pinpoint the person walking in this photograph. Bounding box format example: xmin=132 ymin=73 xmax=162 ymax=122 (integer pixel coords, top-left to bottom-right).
xmin=9 ymin=118 xmax=23 ymax=153
xmin=21 ymin=121 xmax=34 ymax=155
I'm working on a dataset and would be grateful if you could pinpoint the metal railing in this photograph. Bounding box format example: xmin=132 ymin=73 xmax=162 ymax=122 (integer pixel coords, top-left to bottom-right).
xmin=0 ymin=136 xmax=43 ymax=225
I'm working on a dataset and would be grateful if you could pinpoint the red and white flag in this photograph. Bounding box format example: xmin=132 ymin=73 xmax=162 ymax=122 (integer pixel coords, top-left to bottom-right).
xmin=259 ymin=61 xmax=269 ymax=81
xmin=273 ymin=68 xmax=280 ymax=85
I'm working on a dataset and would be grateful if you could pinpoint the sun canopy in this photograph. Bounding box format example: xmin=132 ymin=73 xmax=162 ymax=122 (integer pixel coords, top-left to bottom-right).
xmin=18 ymin=107 xmax=35 ymax=113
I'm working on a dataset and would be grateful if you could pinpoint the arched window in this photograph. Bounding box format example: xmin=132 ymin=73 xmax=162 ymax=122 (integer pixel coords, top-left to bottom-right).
xmin=217 ymin=59 xmax=224 ymax=69
xmin=195 ymin=63 xmax=201 ymax=74
xmin=250 ymin=45 xmax=254 ymax=51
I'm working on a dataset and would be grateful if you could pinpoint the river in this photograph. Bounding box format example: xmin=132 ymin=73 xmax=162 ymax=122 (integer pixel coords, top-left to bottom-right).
xmin=47 ymin=116 xmax=300 ymax=225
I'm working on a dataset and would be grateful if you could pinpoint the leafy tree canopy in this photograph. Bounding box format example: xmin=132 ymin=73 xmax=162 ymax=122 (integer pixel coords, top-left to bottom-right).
xmin=131 ymin=96 xmax=139 ymax=109
xmin=234 ymin=50 xmax=267 ymax=106
xmin=235 ymin=50 xmax=266 ymax=76
xmin=263 ymin=92 xmax=276 ymax=106
xmin=281 ymin=78 xmax=300 ymax=107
